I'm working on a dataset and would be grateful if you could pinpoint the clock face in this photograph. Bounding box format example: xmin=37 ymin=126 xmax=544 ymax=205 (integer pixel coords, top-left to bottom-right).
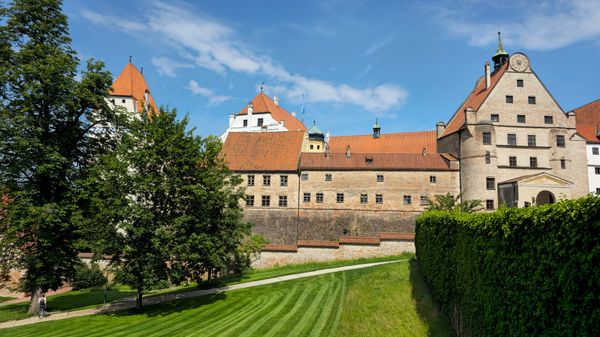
xmin=510 ymin=53 xmax=529 ymax=72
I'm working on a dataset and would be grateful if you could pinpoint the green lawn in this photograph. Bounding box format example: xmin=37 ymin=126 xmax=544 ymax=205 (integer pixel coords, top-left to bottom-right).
xmin=0 ymin=258 xmax=453 ymax=337
xmin=0 ymin=298 xmax=14 ymax=304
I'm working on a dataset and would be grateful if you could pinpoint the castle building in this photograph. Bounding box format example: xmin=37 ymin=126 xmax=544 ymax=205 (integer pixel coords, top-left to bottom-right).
xmin=109 ymin=61 xmax=158 ymax=114
xmin=574 ymin=99 xmax=600 ymax=194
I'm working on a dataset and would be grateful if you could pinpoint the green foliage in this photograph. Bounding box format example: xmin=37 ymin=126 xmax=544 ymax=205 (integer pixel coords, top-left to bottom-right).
xmin=415 ymin=196 xmax=600 ymax=336
xmin=426 ymin=192 xmax=482 ymax=212
xmin=70 ymin=263 xmax=107 ymax=290
xmin=230 ymin=234 xmax=267 ymax=273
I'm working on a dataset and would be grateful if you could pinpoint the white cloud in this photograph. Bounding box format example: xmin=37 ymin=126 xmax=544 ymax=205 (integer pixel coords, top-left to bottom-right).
xmin=365 ymin=35 xmax=394 ymax=56
xmin=151 ymin=56 xmax=193 ymax=77
xmin=81 ymin=2 xmax=409 ymax=113
xmin=80 ymin=10 xmax=145 ymax=34
xmin=187 ymin=80 xmax=232 ymax=105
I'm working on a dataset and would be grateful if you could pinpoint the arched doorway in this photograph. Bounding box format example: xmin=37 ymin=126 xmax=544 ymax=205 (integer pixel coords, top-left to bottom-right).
xmin=536 ymin=190 xmax=555 ymax=205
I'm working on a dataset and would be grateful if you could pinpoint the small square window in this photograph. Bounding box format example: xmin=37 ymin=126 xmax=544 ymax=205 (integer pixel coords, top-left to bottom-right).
xmin=429 ymin=175 xmax=437 ymax=183
xmin=485 ymin=152 xmax=491 ymax=164
xmin=528 ymin=96 xmax=536 ymax=104
xmin=530 ymin=157 xmax=538 ymax=168
xmin=280 ymin=175 xmax=288 ymax=186
xmin=325 ymin=174 xmax=332 ymax=181
xmin=310 ymin=144 xmax=314 ymax=150
xmin=524 ymin=201 xmax=531 ymax=207
xmin=336 ymin=193 xmax=344 ymax=203
xmin=317 ymin=145 xmax=320 ymax=150
xmin=486 ymin=177 xmax=495 ymax=190
xmin=376 ymin=194 xmax=383 ymax=204
xmin=303 ymin=193 xmax=311 ymax=203
xmin=556 ymin=135 xmax=565 ymax=148
xmin=482 ymin=132 xmax=491 ymax=145
xmin=261 ymin=195 xmax=270 ymax=207
xmin=121 ymin=99 xmax=126 ymax=103
xmin=263 ymin=175 xmax=271 ymax=186
xmin=377 ymin=174 xmax=384 ymax=182
xmin=544 ymin=116 xmax=553 ymax=124
xmin=316 ymin=193 xmax=324 ymax=203
xmin=509 ymin=156 xmax=517 ymax=167
xmin=246 ymin=195 xmax=254 ymax=207
xmin=247 ymin=175 xmax=255 ymax=186
xmin=517 ymin=115 xmax=526 ymax=123
xmin=360 ymin=194 xmax=368 ymax=204
xmin=278 ymin=196 xmax=288 ymax=207
xmin=595 ymin=167 xmax=600 ymax=175
xmin=420 ymin=195 xmax=429 ymax=206
xmin=528 ymin=135 xmax=536 ymax=147
xmin=257 ymin=118 xmax=264 ymax=126
xmin=403 ymin=195 xmax=411 ymax=205
xmin=596 ymin=188 xmax=600 ymax=194
xmin=491 ymin=114 xmax=499 ymax=122
xmin=301 ymin=173 xmax=308 ymax=181
xmin=243 ymin=119 xmax=248 ymax=127
xmin=517 ymin=79 xmax=524 ymax=87
xmin=486 ymin=199 xmax=494 ymax=210
xmin=593 ymin=147 xmax=599 ymax=155
xmin=505 ymin=95 xmax=514 ymax=103
xmin=560 ymin=159 xmax=566 ymax=169
xmin=507 ymin=133 xmax=517 ymax=146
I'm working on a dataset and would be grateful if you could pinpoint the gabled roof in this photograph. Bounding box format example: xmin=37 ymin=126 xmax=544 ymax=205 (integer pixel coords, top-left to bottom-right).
xmin=221 ymin=131 xmax=305 ymax=171
xmin=238 ymin=93 xmax=306 ymax=131
xmin=440 ymin=63 xmax=508 ymax=138
xmin=111 ymin=63 xmax=158 ymax=113
xmin=574 ymin=99 xmax=600 ymax=142
xmin=498 ymin=172 xmax=572 ymax=185
xmin=299 ymin=153 xmax=454 ymax=171
xmin=328 ymin=131 xmax=436 ymax=154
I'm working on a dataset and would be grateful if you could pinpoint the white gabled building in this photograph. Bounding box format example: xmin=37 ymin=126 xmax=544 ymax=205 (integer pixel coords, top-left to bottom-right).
xmin=574 ymin=99 xmax=600 ymax=194
xmin=109 ymin=61 xmax=158 ymax=115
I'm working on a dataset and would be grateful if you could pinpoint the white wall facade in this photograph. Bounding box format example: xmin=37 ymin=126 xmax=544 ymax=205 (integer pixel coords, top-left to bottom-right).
xmin=587 ymin=143 xmax=600 ymax=194
xmin=108 ymin=96 xmax=137 ymax=114
xmin=221 ymin=112 xmax=289 ymax=141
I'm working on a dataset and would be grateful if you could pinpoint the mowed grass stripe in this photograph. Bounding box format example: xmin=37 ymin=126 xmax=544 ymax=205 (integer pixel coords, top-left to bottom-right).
xmin=286 ymin=274 xmax=334 ymax=337
xmin=308 ymin=273 xmax=346 ymax=337
xmin=321 ymin=272 xmax=347 ymax=336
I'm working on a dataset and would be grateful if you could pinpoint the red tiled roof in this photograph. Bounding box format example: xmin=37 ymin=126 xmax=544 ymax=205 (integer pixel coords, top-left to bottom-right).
xmin=111 ymin=63 xmax=158 ymax=114
xmin=238 ymin=93 xmax=306 ymax=131
xmin=262 ymin=244 xmax=298 ymax=252
xmin=328 ymin=131 xmax=436 ymax=154
xmin=297 ymin=240 xmax=339 ymax=248
xmin=339 ymin=236 xmax=381 ymax=245
xmin=379 ymin=232 xmax=415 ymax=241
xmin=299 ymin=152 xmax=454 ymax=171
xmin=574 ymin=99 xmax=600 ymax=142
xmin=440 ymin=63 xmax=508 ymax=138
xmin=221 ymin=131 xmax=305 ymax=171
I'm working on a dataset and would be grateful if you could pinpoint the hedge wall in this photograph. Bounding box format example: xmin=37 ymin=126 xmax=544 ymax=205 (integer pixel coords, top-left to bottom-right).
xmin=415 ymin=196 xmax=600 ymax=337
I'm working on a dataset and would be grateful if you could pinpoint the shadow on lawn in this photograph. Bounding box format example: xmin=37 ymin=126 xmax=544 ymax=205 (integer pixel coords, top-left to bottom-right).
xmin=105 ymin=292 xmax=228 ymax=318
xmin=409 ymin=259 xmax=455 ymax=337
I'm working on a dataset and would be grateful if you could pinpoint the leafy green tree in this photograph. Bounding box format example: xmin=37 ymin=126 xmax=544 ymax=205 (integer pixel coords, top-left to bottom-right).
xmin=427 ymin=193 xmax=482 ymax=213
xmin=0 ymin=0 xmax=118 ymax=313
xmin=85 ymin=108 xmax=250 ymax=311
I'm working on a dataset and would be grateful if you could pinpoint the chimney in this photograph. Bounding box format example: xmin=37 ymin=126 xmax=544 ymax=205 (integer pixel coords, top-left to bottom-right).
xmin=247 ymin=103 xmax=253 ymax=127
xmin=346 ymin=145 xmax=351 ymax=158
xmin=485 ymin=61 xmax=491 ymax=89
xmin=436 ymin=121 xmax=446 ymax=138
xmin=141 ymin=67 xmax=144 ymax=75
xmin=325 ymin=130 xmax=330 ymax=144
xmin=274 ymin=96 xmax=279 ymax=106
xmin=229 ymin=114 xmax=235 ymax=127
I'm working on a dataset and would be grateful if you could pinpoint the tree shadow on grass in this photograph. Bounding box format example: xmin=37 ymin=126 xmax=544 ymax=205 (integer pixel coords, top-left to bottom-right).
xmin=409 ymin=259 xmax=455 ymax=337
xmin=103 ymin=292 xmax=228 ymax=318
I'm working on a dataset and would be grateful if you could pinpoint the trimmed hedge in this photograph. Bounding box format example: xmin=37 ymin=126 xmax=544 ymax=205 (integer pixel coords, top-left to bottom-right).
xmin=415 ymin=196 xmax=600 ymax=337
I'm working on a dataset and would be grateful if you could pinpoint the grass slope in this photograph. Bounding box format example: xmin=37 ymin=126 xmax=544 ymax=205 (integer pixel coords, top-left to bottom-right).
xmin=0 ymin=258 xmax=452 ymax=337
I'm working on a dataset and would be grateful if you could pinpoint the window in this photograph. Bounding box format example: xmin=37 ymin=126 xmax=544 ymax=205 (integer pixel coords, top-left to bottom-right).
xmin=303 ymin=193 xmax=311 ymax=203
xmin=325 ymin=174 xmax=332 ymax=181
xmin=280 ymin=175 xmax=288 ymax=186
xmin=336 ymin=193 xmax=344 ymax=203
xmin=509 ymin=156 xmax=517 ymax=167
xmin=524 ymin=201 xmax=531 ymax=207
xmin=482 ymin=132 xmax=492 ymax=145
xmin=505 ymin=95 xmax=514 ymax=103
xmin=507 ymin=133 xmax=517 ymax=146
xmin=377 ymin=174 xmax=384 ymax=182
xmin=597 ymin=188 xmax=600 ymax=194
xmin=376 ymin=194 xmax=383 ymax=204
xmin=263 ymin=175 xmax=271 ymax=186
xmin=121 ymin=99 xmax=126 ymax=103
xmin=593 ymin=147 xmax=599 ymax=155
xmin=491 ymin=114 xmax=499 ymax=122
xmin=243 ymin=119 xmax=248 ymax=127
xmin=530 ymin=157 xmax=538 ymax=168
xmin=528 ymin=96 xmax=536 ymax=104
xmin=301 ymin=173 xmax=308 ymax=181
xmin=430 ymin=175 xmax=437 ymax=183
xmin=544 ymin=115 xmax=553 ymax=124
xmin=317 ymin=145 xmax=321 ymax=150
xmin=257 ymin=118 xmax=264 ymax=126
xmin=517 ymin=115 xmax=526 ymax=123
xmin=110 ymin=99 xmax=115 ymax=104
xmin=247 ymin=175 xmax=255 ymax=186
xmin=556 ymin=135 xmax=565 ymax=148
xmin=316 ymin=193 xmax=324 ymax=203
xmin=403 ymin=195 xmax=412 ymax=205
xmin=360 ymin=194 xmax=368 ymax=204
xmin=278 ymin=196 xmax=288 ymax=207
xmin=310 ymin=144 xmax=314 ymax=150
xmin=595 ymin=167 xmax=600 ymax=175
xmin=485 ymin=152 xmax=491 ymax=164
xmin=261 ymin=195 xmax=270 ymax=207
xmin=528 ymin=135 xmax=536 ymax=147
xmin=560 ymin=159 xmax=566 ymax=169
xmin=486 ymin=199 xmax=494 ymax=210
xmin=486 ymin=177 xmax=495 ymax=190
xmin=517 ymin=79 xmax=524 ymax=87
xmin=420 ymin=195 xmax=429 ymax=206
xmin=246 ymin=195 xmax=254 ymax=207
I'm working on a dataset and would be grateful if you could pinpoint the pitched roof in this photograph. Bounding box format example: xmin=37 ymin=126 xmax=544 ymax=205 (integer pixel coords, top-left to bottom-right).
xmin=299 ymin=152 xmax=454 ymax=171
xmin=221 ymin=131 xmax=305 ymax=171
xmin=328 ymin=131 xmax=436 ymax=154
xmin=574 ymin=99 xmax=600 ymax=142
xmin=440 ymin=63 xmax=508 ymax=138
xmin=111 ymin=63 xmax=158 ymax=113
xmin=238 ymin=93 xmax=306 ymax=131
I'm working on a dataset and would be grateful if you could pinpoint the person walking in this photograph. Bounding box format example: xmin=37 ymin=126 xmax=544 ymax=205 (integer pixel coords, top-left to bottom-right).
xmin=38 ymin=293 xmax=47 ymax=319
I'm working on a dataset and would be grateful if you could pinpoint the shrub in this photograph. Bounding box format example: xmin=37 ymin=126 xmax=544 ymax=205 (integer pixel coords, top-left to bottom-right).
xmin=230 ymin=235 xmax=267 ymax=273
xmin=416 ymin=195 xmax=600 ymax=337
xmin=71 ymin=263 xmax=107 ymax=290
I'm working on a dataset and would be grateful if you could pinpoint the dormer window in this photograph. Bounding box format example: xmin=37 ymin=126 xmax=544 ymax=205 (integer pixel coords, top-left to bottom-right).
xmin=243 ymin=119 xmax=248 ymax=127
xmin=257 ymin=118 xmax=264 ymax=126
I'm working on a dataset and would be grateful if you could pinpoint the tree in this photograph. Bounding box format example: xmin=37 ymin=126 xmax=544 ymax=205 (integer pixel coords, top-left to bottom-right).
xmin=0 ymin=0 xmax=118 ymax=313
xmin=85 ymin=108 xmax=250 ymax=311
xmin=427 ymin=193 xmax=482 ymax=213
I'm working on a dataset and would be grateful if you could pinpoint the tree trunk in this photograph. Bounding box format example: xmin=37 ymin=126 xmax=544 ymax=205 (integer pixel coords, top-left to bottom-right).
xmin=136 ymin=287 xmax=143 ymax=311
xmin=28 ymin=287 xmax=42 ymax=314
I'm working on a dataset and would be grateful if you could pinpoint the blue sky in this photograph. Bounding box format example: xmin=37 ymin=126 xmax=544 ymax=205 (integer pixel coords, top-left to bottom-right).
xmin=64 ymin=0 xmax=600 ymax=137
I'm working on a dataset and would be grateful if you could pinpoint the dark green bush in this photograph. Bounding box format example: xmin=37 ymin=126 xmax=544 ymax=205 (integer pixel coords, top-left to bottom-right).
xmin=416 ymin=195 xmax=600 ymax=337
xmin=71 ymin=263 xmax=107 ymax=290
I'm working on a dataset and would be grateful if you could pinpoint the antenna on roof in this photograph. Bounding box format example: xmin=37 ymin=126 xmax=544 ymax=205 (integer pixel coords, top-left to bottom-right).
xmin=301 ymin=93 xmax=306 ymax=123
xmin=140 ymin=67 xmax=144 ymax=74
xmin=260 ymin=81 xmax=265 ymax=93
xmin=129 ymin=55 xmax=132 ymax=63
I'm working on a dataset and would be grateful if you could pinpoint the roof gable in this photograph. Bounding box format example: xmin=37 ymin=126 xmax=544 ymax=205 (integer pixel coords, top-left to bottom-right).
xmin=499 ymin=172 xmax=572 ymax=186
xmin=574 ymin=99 xmax=600 ymax=142
xmin=238 ymin=93 xmax=306 ymax=131
xmin=328 ymin=131 xmax=436 ymax=154
xmin=111 ymin=63 xmax=158 ymax=114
